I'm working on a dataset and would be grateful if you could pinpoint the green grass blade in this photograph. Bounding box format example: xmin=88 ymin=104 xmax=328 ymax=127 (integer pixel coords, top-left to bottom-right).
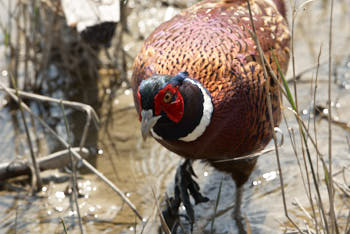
xmin=210 ymin=178 xmax=223 ymax=234
xmin=272 ymin=52 xmax=296 ymax=110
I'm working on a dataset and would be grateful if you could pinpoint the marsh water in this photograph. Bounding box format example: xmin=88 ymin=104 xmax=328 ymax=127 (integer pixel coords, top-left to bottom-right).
xmin=0 ymin=0 xmax=349 ymax=233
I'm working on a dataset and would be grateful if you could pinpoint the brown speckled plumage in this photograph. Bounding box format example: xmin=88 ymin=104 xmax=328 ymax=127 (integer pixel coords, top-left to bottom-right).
xmin=132 ymin=0 xmax=290 ymax=186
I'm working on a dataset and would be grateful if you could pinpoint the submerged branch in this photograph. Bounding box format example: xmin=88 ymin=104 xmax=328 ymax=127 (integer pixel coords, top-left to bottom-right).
xmin=0 ymin=147 xmax=92 ymax=181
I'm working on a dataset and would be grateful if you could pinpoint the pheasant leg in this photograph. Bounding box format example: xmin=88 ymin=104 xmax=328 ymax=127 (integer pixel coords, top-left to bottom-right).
xmin=233 ymin=185 xmax=247 ymax=234
xmin=162 ymin=159 xmax=209 ymax=232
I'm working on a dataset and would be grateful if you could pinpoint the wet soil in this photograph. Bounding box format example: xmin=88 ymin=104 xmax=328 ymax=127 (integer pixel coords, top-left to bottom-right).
xmin=0 ymin=0 xmax=349 ymax=233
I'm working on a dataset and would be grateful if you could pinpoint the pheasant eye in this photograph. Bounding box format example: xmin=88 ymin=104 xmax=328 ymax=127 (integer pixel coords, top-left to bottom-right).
xmin=163 ymin=92 xmax=173 ymax=103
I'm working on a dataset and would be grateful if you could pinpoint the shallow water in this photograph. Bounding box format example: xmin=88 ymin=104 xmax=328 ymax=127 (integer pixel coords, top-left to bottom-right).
xmin=0 ymin=0 xmax=349 ymax=233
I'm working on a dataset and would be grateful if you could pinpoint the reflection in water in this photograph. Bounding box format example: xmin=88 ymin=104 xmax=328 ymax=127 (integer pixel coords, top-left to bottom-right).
xmin=0 ymin=0 xmax=350 ymax=233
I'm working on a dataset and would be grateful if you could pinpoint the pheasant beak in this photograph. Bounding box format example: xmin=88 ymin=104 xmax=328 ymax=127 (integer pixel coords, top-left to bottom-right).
xmin=141 ymin=109 xmax=161 ymax=140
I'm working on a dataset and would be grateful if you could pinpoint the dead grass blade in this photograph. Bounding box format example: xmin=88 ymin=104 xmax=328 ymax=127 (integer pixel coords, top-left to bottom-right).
xmin=151 ymin=188 xmax=171 ymax=234
xmin=9 ymin=74 xmax=42 ymax=192
xmin=327 ymin=0 xmax=339 ymax=231
xmin=60 ymin=101 xmax=84 ymax=234
xmin=210 ymin=178 xmax=223 ymax=233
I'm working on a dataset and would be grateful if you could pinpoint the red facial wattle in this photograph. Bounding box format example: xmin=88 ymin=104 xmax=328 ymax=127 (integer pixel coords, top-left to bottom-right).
xmin=137 ymin=90 xmax=142 ymax=121
xmin=154 ymin=84 xmax=184 ymax=123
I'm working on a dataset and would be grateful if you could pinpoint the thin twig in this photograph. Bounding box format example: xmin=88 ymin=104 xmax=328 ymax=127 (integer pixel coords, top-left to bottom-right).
xmin=284 ymin=114 xmax=317 ymax=231
xmin=10 ymin=75 xmax=42 ymax=192
xmin=327 ymin=0 xmax=338 ymax=232
xmin=286 ymin=61 xmax=327 ymax=83
xmin=310 ymin=44 xmax=323 ymax=234
xmin=314 ymin=45 xmax=322 ymax=184
xmin=60 ymin=217 xmax=68 ymax=234
xmin=293 ymin=198 xmax=313 ymax=221
xmin=288 ymin=2 xmax=329 ymax=231
xmin=284 ymin=103 xmax=329 ymax=232
xmin=210 ymin=178 xmax=223 ymax=234
xmin=345 ymin=209 xmax=350 ymax=233
xmin=0 ymin=147 xmax=91 ymax=180
xmin=151 ymin=187 xmax=171 ymax=234
xmin=60 ymin=101 xmax=84 ymax=234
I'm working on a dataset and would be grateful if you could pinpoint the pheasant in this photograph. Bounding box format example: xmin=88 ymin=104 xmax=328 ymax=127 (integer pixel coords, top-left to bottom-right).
xmin=131 ymin=0 xmax=290 ymax=232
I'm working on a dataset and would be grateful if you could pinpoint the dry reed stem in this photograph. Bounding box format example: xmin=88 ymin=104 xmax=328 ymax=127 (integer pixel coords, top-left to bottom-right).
xmin=303 ymin=70 xmax=319 ymax=233
xmin=284 ymin=105 xmax=330 ymax=232
xmin=210 ymin=178 xmax=223 ymax=234
xmin=290 ymin=2 xmax=331 ymax=232
xmin=310 ymin=44 xmax=323 ymax=233
xmin=0 ymin=147 xmax=91 ymax=180
xmin=283 ymin=113 xmax=316 ymax=229
xmin=151 ymin=188 xmax=171 ymax=234
xmin=10 ymin=75 xmax=43 ymax=192
xmin=293 ymin=198 xmax=313 ymax=222
xmin=345 ymin=209 xmax=350 ymax=233
xmin=314 ymin=45 xmax=322 ymax=184
xmin=140 ymin=197 xmax=158 ymax=234
xmin=60 ymin=101 xmax=84 ymax=234
xmin=327 ymin=0 xmax=338 ymax=232
xmin=287 ymin=3 xmax=324 ymax=232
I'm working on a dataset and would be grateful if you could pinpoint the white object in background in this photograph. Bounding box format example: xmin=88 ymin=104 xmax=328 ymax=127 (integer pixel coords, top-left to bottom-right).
xmin=61 ymin=0 xmax=120 ymax=32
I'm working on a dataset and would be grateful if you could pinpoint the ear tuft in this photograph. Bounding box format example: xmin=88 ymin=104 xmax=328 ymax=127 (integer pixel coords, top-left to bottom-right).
xmin=177 ymin=71 xmax=188 ymax=78
xmin=169 ymin=71 xmax=188 ymax=87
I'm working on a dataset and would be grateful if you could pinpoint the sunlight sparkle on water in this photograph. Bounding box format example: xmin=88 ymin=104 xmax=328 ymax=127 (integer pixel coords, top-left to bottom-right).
xmin=262 ymin=171 xmax=277 ymax=181
xmin=55 ymin=206 xmax=64 ymax=212
xmin=68 ymin=211 xmax=76 ymax=216
xmin=84 ymin=180 xmax=91 ymax=186
xmin=1 ymin=70 xmax=8 ymax=77
xmin=0 ymin=98 xmax=8 ymax=107
xmin=124 ymin=89 xmax=131 ymax=95
xmin=55 ymin=191 xmax=65 ymax=199
xmin=252 ymin=180 xmax=262 ymax=186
